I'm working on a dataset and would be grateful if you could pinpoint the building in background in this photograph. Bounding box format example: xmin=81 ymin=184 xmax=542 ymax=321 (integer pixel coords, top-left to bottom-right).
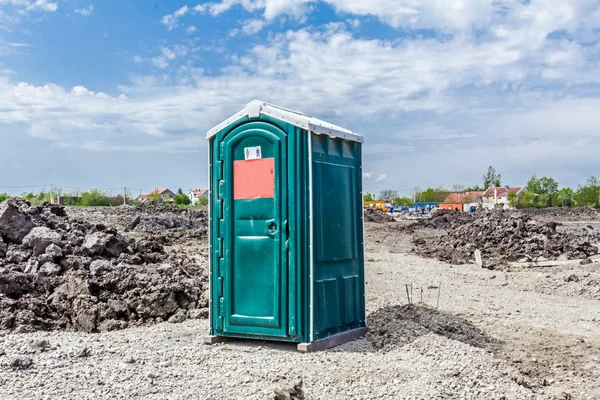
xmin=482 ymin=186 xmax=524 ymax=209
xmin=188 ymin=189 xmax=208 ymax=205
xmin=440 ymin=191 xmax=485 ymax=212
xmin=136 ymin=188 xmax=176 ymax=203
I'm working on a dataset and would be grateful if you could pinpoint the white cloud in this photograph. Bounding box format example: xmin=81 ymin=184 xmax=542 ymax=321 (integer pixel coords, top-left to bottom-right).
xmin=74 ymin=5 xmax=94 ymax=16
xmin=185 ymin=25 xmax=197 ymax=33
xmin=29 ymin=124 xmax=57 ymax=140
xmin=240 ymin=19 xmax=265 ymax=35
xmin=26 ymin=0 xmax=58 ymax=12
xmin=174 ymin=5 xmax=189 ymax=17
xmin=161 ymin=14 xmax=178 ymax=31
xmin=161 ymin=5 xmax=189 ymax=30
xmin=346 ymin=18 xmax=360 ymax=29
xmin=151 ymin=45 xmax=188 ymax=69
xmin=193 ymin=0 xmax=309 ymax=21
xmin=376 ymin=174 xmax=387 ymax=182
xmin=363 ymin=172 xmax=372 ymax=179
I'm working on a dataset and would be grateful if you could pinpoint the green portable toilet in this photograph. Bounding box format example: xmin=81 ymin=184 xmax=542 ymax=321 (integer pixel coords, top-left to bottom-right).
xmin=203 ymin=100 xmax=366 ymax=352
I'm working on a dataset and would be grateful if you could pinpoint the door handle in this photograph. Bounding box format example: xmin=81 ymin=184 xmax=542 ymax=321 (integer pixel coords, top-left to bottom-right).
xmin=265 ymin=219 xmax=278 ymax=237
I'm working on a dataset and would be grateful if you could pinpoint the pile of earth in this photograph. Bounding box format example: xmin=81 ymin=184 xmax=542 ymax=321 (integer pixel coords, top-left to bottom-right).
xmin=368 ymin=304 xmax=498 ymax=351
xmin=0 ymin=198 xmax=208 ymax=333
xmin=413 ymin=214 xmax=599 ymax=266
xmin=401 ymin=211 xmax=476 ymax=233
xmin=364 ymin=208 xmax=395 ymax=223
xmin=66 ymin=203 xmax=208 ymax=234
xmin=127 ymin=204 xmax=208 ymax=234
xmin=517 ymin=207 xmax=599 ymax=222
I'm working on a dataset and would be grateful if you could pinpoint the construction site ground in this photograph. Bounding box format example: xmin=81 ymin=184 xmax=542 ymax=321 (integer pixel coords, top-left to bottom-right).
xmin=1 ymin=207 xmax=599 ymax=399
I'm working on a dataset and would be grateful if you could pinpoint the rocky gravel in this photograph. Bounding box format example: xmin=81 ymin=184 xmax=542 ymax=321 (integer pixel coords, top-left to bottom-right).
xmin=0 ymin=319 xmax=535 ymax=400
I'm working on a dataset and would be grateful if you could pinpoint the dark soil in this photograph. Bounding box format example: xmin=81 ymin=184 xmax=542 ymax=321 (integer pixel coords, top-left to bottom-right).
xmin=368 ymin=304 xmax=499 ymax=351
xmin=0 ymin=198 xmax=209 ymax=333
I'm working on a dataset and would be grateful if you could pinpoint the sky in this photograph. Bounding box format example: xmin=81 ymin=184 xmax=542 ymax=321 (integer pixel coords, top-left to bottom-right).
xmin=0 ymin=0 xmax=599 ymax=197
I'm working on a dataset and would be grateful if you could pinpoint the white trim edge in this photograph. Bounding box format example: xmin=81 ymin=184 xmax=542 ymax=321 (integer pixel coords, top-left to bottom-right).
xmin=206 ymin=100 xmax=363 ymax=144
xmin=308 ymin=131 xmax=314 ymax=342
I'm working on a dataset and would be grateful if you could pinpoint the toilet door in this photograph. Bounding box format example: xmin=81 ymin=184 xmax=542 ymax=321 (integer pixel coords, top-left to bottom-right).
xmin=219 ymin=122 xmax=288 ymax=337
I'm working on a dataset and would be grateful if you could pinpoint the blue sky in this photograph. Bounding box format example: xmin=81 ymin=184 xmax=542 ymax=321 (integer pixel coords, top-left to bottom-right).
xmin=1 ymin=0 xmax=599 ymax=196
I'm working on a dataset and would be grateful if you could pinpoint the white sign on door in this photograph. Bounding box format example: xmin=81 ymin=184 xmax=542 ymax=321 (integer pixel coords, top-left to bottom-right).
xmin=244 ymin=146 xmax=262 ymax=160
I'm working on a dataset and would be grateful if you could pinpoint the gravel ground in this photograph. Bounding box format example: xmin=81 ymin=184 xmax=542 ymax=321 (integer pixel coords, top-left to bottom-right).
xmin=1 ymin=222 xmax=599 ymax=399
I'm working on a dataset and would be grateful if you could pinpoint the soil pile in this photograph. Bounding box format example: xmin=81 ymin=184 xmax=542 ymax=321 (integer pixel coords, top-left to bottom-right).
xmin=128 ymin=205 xmax=208 ymax=233
xmin=368 ymin=305 xmax=498 ymax=351
xmin=414 ymin=214 xmax=599 ymax=265
xmin=0 ymin=198 xmax=208 ymax=333
xmin=66 ymin=204 xmax=208 ymax=234
xmin=401 ymin=211 xmax=475 ymax=232
xmin=364 ymin=208 xmax=395 ymax=223
xmin=518 ymin=207 xmax=599 ymax=221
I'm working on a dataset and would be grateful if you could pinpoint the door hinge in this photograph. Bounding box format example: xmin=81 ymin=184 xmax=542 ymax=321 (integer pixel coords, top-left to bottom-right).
xmin=216 ymin=238 xmax=223 ymax=258
xmin=216 ymin=297 xmax=224 ymax=331
xmin=217 ymin=276 xmax=223 ymax=297
xmin=218 ymin=180 xmax=225 ymax=200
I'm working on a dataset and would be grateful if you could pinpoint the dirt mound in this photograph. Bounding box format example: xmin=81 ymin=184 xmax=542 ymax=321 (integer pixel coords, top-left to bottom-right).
xmin=518 ymin=207 xmax=599 ymax=221
xmin=414 ymin=214 xmax=598 ymax=265
xmin=128 ymin=208 xmax=208 ymax=233
xmin=368 ymin=304 xmax=498 ymax=351
xmin=364 ymin=208 xmax=395 ymax=223
xmin=401 ymin=211 xmax=475 ymax=233
xmin=0 ymin=198 xmax=208 ymax=333
xmin=66 ymin=205 xmax=208 ymax=234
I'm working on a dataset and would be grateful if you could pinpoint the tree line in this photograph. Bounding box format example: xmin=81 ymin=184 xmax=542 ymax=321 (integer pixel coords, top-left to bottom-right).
xmin=0 ymin=188 xmax=205 ymax=207
xmin=367 ymin=166 xmax=600 ymax=208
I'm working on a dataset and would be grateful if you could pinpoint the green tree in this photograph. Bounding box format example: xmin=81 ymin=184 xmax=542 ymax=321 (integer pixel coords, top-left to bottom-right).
xmin=0 ymin=193 xmax=9 ymax=204
xmin=174 ymin=193 xmax=191 ymax=206
xmin=483 ymin=166 xmax=502 ymax=189
xmin=526 ymin=175 xmax=558 ymax=195
xmin=196 ymin=196 xmax=209 ymax=206
xmin=465 ymin=184 xmax=484 ymax=192
xmin=526 ymin=175 xmax=559 ymax=207
xmin=379 ymin=189 xmax=399 ymax=201
xmin=575 ymin=176 xmax=600 ymax=206
xmin=419 ymin=187 xmax=449 ymax=203
xmin=452 ymin=184 xmax=466 ymax=192
xmin=393 ymin=196 xmax=413 ymax=206
xmin=177 ymin=188 xmax=184 ymax=195
xmin=148 ymin=191 xmax=162 ymax=203
xmin=517 ymin=191 xmax=536 ymax=209
xmin=363 ymin=192 xmax=375 ymax=202
xmin=80 ymin=189 xmax=113 ymax=206
xmin=552 ymin=188 xmax=575 ymax=207
xmin=507 ymin=191 xmax=518 ymax=208
xmin=537 ymin=193 xmax=551 ymax=208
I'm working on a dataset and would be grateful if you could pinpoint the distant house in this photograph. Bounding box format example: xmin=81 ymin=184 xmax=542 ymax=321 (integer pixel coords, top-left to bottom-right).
xmin=440 ymin=191 xmax=485 ymax=212
xmin=136 ymin=188 xmax=176 ymax=203
xmin=443 ymin=191 xmax=485 ymax=204
xmin=482 ymin=187 xmax=525 ymax=209
xmin=188 ymin=189 xmax=208 ymax=205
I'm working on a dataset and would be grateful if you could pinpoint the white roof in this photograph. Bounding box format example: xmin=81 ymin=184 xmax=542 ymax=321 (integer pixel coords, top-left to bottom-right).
xmin=206 ymin=100 xmax=363 ymax=143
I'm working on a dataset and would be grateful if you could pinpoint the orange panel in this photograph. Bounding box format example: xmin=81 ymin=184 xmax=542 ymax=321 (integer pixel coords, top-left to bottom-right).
xmin=233 ymin=158 xmax=275 ymax=199
xmin=440 ymin=203 xmax=462 ymax=210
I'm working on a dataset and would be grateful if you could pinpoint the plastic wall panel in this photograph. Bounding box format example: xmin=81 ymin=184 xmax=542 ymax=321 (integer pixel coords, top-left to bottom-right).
xmin=311 ymin=134 xmax=366 ymax=340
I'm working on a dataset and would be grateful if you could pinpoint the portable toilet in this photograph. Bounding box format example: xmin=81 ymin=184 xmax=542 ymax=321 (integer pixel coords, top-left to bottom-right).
xmin=203 ymin=100 xmax=366 ymax=352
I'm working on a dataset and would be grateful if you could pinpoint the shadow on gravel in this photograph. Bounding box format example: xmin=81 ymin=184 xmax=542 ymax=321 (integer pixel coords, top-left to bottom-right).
xmin=366 ymin=304 xmax=500 ymax=351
